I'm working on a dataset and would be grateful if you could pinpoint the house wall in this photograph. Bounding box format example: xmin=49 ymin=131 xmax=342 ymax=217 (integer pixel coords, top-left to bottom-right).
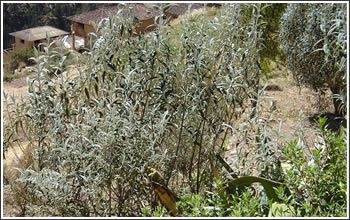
xmin=70 ymin=16 xmax=162 ymax=48
xmin=84 ymin=23 xmax=96 ymax=35
xmin=71 ymin=22 xmax=86 ymax=38
xmin=136 ymin=18 xmax=158 ymax=34
xmin=15 ymin=37 xmax=34 ymax=50
xmin=71 ymin=22 xmax=97 ymax=49
xmin=84 ymin=23 xmax=97 ymax=48
xmin=13 ymin=36 xmax=63 ymax=53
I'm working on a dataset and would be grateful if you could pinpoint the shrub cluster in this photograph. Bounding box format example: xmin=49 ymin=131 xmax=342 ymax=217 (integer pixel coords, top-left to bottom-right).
xmin=4 ymin=4 xmax=267 ymax=216
xmin=9 ymin=47 xmax=35 ymax=72
xmin=147 ymin=117 xmax=347 ymax=217
xmin=280 ymin=3 xmax=347 ymax=116
xmin=3 ymin=3 xmax=347 ymax=217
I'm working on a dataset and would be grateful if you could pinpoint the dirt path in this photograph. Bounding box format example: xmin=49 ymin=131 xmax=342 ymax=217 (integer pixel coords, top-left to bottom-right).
xmin=264 ymin=75 xmax=333 ymax=143
xmin=3 ymin=73 xmax=35 ymax=99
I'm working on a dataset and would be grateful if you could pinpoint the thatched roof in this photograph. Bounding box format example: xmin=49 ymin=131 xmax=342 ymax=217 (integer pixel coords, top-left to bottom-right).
xmin=67 ymin=4 xmax=160 ymax=25
xmin=9 ymin=26 xmax=69 ymax=41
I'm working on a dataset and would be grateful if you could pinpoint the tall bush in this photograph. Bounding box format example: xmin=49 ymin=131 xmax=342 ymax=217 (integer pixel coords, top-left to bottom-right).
xmin=279 ymin=3 xmax=347 ymax=116
xmin=4 ymin=3 xmax=268 ymax=216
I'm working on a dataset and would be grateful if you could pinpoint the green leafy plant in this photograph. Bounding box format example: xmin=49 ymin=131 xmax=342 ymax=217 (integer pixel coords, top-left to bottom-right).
xmin=4 ymin=4 xmax=260 ymax=216
xmin=9 ymin=47 xmax=35 ymax=72
xmin=268 ymin=201 xmax=296 ymax=217
xmin=280 ymin=116 xmax=347 ymax=217
xmin=229 ymin=176 xmax=288 ymax=203
xmin=176 ymin=179 xmax=264 ymax=217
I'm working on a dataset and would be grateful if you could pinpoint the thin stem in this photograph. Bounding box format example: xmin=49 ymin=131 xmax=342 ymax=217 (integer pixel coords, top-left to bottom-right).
xmin=196 ymin=120 xmax=206 ymax=194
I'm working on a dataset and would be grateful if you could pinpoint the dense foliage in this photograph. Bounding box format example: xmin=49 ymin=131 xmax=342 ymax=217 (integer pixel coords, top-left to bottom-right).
xmin=280 ymin=3 xmax=347 ymax=116
xmin=3 ymin=3 xmax=347 ymax=217
xmin=150 ymin=117 xmax=347 ymax=217
xmin=8 ymin=47 xmax=35 ymax=72
xmin=280 ymin=117 xmax=347 ymax=217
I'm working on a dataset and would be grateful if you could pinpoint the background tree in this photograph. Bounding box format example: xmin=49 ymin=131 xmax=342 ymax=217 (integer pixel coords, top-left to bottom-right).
xmin=259 ymin=4 xmax=287 ymax=66
xmin=279 ymin=3 xmax=347 ymax=116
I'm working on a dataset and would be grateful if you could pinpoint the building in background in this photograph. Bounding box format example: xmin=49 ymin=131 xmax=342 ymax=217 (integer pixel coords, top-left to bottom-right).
xmin=67 ymin=4 xmax=160 ymax=50
xmin=4 ymin=25 xmax=69 ymax=63
xmin=9 ymin=25 xmax=69 ymax=50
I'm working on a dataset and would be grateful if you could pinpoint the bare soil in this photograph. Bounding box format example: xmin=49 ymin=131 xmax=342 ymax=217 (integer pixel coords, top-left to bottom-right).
xmin=3 ymin=73 xmax=36 ymax=100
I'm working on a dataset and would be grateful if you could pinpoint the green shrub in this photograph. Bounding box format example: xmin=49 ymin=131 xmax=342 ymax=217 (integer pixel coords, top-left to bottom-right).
xmin=172 ymin=115 xmax=347 ymax=217
xmin=3 ymin=66 xmax=34 ymax=82
xmin=280 ymin=3 xmax=347 ymax=116
xmin=280 ymin=117 xmax=347 ymax=217
xmin=9 ymin=47 xmax=35 ymax=71
xmin=4 ymin=3 xmax=267 ymax=216
xmin=3 ymin=71 xmax=18 ymax=82
xmin=259 ymin=3 xmax=287 ymax=75
xmin=5 ymin=3 xmax=345 ymax=217
xmin=259 ymin=4 xmax=287 ymax=61
xmin=176 ymin=180 xmax=264 ymax=217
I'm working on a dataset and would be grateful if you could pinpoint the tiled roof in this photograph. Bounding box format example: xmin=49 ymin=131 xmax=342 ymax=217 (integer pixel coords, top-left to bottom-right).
xmin=133 ymin=3 xmax=160 ymax=20
xmin=67 ymin=4 xmax=160 ymax=25
xmin=9 ymin=26 xmax=69 ymax=41
xmin=67 ymin=5 xmax=123 ymax=25
xmin=165 ymin=3 xmax=205 ymax=16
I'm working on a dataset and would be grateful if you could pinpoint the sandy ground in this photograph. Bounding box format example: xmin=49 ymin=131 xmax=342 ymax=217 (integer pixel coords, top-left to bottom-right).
xmin=3 ymin=73 xmax=35 ymax=98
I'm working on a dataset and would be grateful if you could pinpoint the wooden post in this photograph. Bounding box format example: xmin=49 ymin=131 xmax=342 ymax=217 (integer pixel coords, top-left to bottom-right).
xmin=71 ymin=24 xmax=76 ymax=51
xmin=72 ymin=32 xmax=75 ymax=51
